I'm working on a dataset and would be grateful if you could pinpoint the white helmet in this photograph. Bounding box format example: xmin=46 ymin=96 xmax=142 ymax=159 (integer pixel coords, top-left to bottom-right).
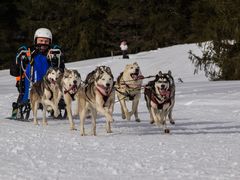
xmin=34 ymin=28 xmax=52 ymax=43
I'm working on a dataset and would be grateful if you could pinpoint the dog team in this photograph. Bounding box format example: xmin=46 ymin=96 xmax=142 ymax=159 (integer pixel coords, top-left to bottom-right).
xmin=30 ymin=62 xmax=176 ymax=135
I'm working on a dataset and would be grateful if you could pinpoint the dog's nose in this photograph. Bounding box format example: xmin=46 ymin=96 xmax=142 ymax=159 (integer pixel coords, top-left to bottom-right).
xmin=73 ymin=80 xmax=77 ymax=84
xmin=106 ymin=83 xmax=110 ymax=87
xmin=135 ymin=68 xmax=139 ymax=73
xmin=161 ymin=84 xmax=165 ymax=89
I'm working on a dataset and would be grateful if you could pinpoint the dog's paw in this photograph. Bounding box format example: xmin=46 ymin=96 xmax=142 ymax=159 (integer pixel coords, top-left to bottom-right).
xmin=164 ymin=129 xmax=170 ymax=134
xmin=33 ymin=121 xmax=39 ymax=125
xmin=80 ymin=130 xmax=85 ymax=136
xmin=42 ymin=121 xmax=48 ymax=126
xmin=54 ymin=109 xmax=60 ymax=118
xmin=150 ymin=120 xmax=154 ymax=124
xmin=92 ymin=132 xmax=97 ymax=136
xmin=70 ymin=126 xmax=77 ymax=131
xmin=106 ymin=129 xmax=112 ymax=133
xmin=170 ymin=120 xmax=175 ymax=125
xmin=47 ymin=106 xmax=52 ymax=111
xmin=135 ymin=118 xmax=141 ymax=122
xmin=108 ymin=118 xmax=113 ymax=123
xmin=126 ymin=115 xmax=131 ymax=121
xmin=122 ymin=114 xmax=126 ymax=119
xmin=106 ymin=124 xmax=112 ymax=133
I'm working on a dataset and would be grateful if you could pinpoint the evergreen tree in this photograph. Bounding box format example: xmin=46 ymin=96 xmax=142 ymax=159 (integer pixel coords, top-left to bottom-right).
xmin=189 ymin=0 xmax=240 ymax=80
xmin=0 ymin=1 xmax=19 ymax=69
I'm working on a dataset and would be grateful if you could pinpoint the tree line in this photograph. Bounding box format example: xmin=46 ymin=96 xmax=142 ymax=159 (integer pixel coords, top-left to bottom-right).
xmin=1 ymin=0 xmax=240 ymax=80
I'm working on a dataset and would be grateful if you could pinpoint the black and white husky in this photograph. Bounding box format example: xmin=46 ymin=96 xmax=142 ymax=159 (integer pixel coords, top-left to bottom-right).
xmin=144 ymin=70 xmax=175 ymax=133
xmin=30 ymin=67 xmax=62 ymax=125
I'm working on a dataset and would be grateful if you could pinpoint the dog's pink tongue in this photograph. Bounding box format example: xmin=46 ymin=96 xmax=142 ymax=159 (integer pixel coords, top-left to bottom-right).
xmin=51 ymin=79 xmax=56 ymax=84
xmin=160 ymin=90 xmax=170 ymax=97
xmin=72 ymin=85 xmax=77 ymax=91
xmin=97 ymin=84 xmax=107 ymax=95
xmin=132 ymin=74 xmax=138 ymax=80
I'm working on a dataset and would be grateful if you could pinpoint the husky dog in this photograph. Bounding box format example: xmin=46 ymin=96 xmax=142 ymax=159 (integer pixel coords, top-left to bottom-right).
xmin=115 ymin=62 xmax=143 ymax=122
xmin=78 ymin=66 xmax=115 ymax=136
xmin=82 ymin=65 xmax=113 ymax=118
xmin=85 ymin=66 xmax=112 ymax=84
xmin=61 ymin=68 xmax=81 ymax=130
xmin=30 ymin=67 xmax=62 ymax=125
xmin=144 ymin=70 xmax=175 ymax=133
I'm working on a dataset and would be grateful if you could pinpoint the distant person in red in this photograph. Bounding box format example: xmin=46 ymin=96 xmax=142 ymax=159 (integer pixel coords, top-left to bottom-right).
xmin=120 ymin=41 xmax=129 ymax=59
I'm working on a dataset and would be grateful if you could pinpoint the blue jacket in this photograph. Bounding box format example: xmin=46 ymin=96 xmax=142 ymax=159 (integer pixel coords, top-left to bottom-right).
xmin=22 ymin=53 xmax=49 ymax=102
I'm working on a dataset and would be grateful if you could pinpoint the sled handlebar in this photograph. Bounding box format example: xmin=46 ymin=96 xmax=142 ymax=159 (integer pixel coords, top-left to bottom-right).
xmin=15 ymin=50 xmax=30 ymax=65
xmin=48 ymin=49 xmax=62 ymax=56
xmin=47 ymin=49 xmax=62 ymax=68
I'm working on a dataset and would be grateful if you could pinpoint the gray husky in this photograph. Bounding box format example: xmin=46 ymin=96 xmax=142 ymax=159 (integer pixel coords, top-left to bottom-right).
xmin=144 ymin=70 xmax=175 ymax=133
xmin=30 ymin=67 xmax=62 ymax=125
xmin=78 ymin=66 xmax=115 ymax=136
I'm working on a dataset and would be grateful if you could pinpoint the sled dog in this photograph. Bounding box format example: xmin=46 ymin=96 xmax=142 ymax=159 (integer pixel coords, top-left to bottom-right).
xmin=144 ymin=70 xmax=175 ymax=133
xmin=30 ymin=67 xmax=62 ymax=125
xmin=61 ymin=68 xmax=81 ymax=130
xmin=115 ymin=62 xmax=143 ymax=122
xmin=78 ymin=66 xmax=115 ymax=136
xmin=85 ymin=66 xmax=112 ymax=84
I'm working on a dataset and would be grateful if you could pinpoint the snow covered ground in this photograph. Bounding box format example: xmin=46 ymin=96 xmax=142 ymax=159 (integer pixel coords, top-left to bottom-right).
xmin=0 ymin=44 xmax=240 ymax=180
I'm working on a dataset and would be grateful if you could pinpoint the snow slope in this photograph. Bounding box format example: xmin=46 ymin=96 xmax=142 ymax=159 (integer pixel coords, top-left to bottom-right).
xmin=0 ymin=44 xmax=240 ymax=180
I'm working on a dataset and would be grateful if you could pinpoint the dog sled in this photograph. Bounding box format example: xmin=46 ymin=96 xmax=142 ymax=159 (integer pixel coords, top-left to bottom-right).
xmin=9 ymin=48 xmax=66 ymax=121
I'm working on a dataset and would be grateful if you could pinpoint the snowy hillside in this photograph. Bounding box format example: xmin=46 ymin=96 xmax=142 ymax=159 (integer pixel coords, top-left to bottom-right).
xmin=0 ymin=43 xmax=240 ymax=180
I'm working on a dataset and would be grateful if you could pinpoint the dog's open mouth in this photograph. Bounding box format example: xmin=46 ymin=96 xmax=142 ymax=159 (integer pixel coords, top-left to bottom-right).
xmin=49 ymin=78 xmax=56 ymax=85
xmin=97 ymin=84 xmax=111 ymax=95
xmin=71 ymin=84 xmax=77 ymax=92
xmin=158 ymin=87 xmax=170 ymax=97
xmin=69 ymin=84 xmax=78 ymax=93
xmin=130 ymin=73 xmax=140 ymax=80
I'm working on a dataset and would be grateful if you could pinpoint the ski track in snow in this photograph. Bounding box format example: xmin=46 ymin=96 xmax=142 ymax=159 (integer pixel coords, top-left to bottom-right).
xmin=0 ymin=44 xmax=240 ymax=180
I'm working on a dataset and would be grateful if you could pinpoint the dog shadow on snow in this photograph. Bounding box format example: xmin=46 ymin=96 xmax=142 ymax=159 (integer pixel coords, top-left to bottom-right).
xmin=111 ymin=118 xmax=173 ymax=136
xmin=38 ymin=114 xmax=240 ymax=135
xmin=112 ymin=117 xmax=240 ymax=136
xmin=170 ymin=119 xmax=240 ymax=135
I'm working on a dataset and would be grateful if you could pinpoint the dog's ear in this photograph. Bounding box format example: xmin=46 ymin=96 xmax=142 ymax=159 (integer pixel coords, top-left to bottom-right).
xmin=155 ymin=74 xmax=159 ymax=81
xmin=106 ymin=66 xmax=111 ymax=73
xmin=73 ymin=70 xmax=81 ymax=78
xmin=64 ymin=68 xmax=71 ymax=76
xmin=158 ymin=71 xmax=162 ymax=76
xmin=133 ymin=62 xmax=138 ymax=66
xmin=168 ymin=70 xmax=172 ymax=76
xmin=95 ymin=69 xmax=103 ymax=78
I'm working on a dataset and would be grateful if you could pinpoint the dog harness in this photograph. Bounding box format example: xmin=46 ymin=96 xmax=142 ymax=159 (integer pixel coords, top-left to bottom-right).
xmin=144 ymin=86 xmax=171 ymax=109
xmin=64 ymin=84 xmax=79 ymax=101
xmin=116 ymin=81 xmax=142 ymax=101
